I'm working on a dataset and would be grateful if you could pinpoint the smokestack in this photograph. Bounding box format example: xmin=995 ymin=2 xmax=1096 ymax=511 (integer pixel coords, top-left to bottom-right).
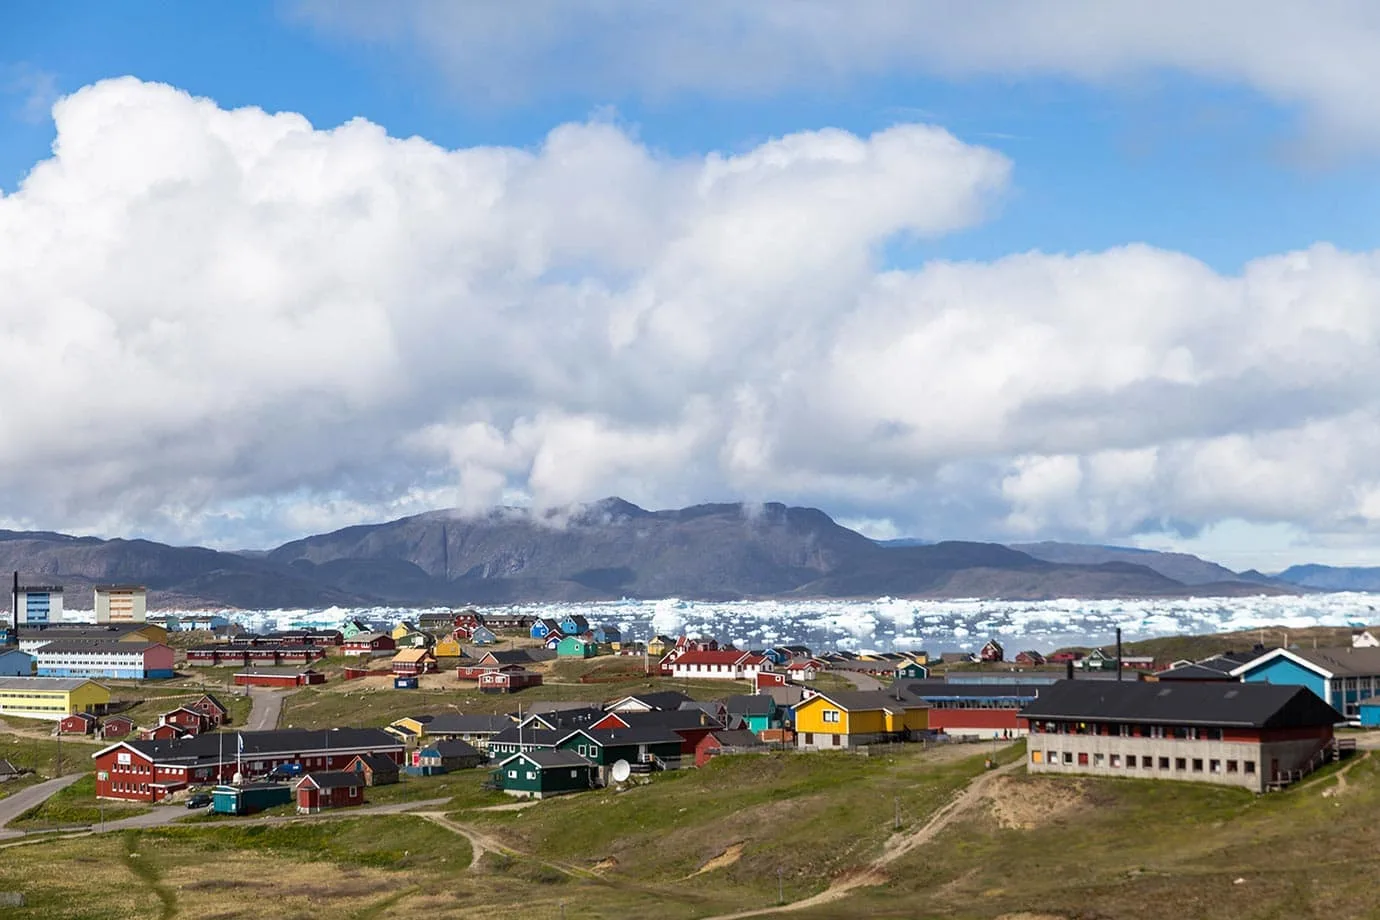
xmin=1066 ymin=660 xmax=1074 ymax=681
xmin=8 ymin=571 xmax=16 ymax=647
xmin=1116 ymin=627 xmax=1123 ymax=682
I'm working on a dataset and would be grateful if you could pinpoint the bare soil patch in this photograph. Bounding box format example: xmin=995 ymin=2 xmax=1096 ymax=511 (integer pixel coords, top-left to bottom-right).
xmin=985 ymin=775 xmax=1090 ymax=830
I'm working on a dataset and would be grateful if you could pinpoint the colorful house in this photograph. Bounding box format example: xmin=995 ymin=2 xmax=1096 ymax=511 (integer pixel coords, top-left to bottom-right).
xmin=391 ymin=622 xmax=420 ymax=641
xmin=1014 ymin=650 xmax=1047 ymax=667
xmin=895 ymin=660 xmax=929 ymax=680
xmin=395 ymin=631 xmax=434 ymax=649
xmin=295 ymin=771 xmax=366 ymax=813
xmin=0 ymin=649 xmax=34 ymax=677
xmin=342 ymin=633 xmax=396 ymax=655
xmin=340 ymin=619 xmax=370 ymax=639
xmin=591 ymin=625 xmax=621 ymax=646
xmin=346 ymin=752 xmax=400 ymax=786
xmin=557 ymin=727 xmax=683 ymax=782
xmin=694 ymin=729 xmax=771 ymax=768
xmin=433 ymin=636 xmax=463 ymax=657
xmin=391 ymin=648 xmax=438 ymax=676
xmin=1231 ymin=646 xmax=1380 ymax=719
xmin=646 ymin=635 xmax=675 ymax=657
xmin=557 ymin=636 xmax=597 ymax=658
xmin=793 ymin=690 xmax=929 ymax=750
xmin=494 ymin=750 xmax=596 ymax=799
xmin=723 ymin=694 xmax=779 ymax=734
xmin=530 ymin=618 xmax=563 ymax=640
xmin=0 ymin=677 xmax=111 ymax=720
xmin=469 ymin=626 xmax=498 ymax=646
xmin=559 ymin=614 xmax=590 ymax=636
xmin=979 ymin=640 xmax=1005 ymax=663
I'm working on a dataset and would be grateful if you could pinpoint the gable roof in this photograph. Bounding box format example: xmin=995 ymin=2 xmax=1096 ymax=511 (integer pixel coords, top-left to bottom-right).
xmin=349 ymin=753 xmax=400 ymax=773
xmin=724 ymin=694 xmax=776 ymax=716
xmin=194 ymin=693 xmax=229 ymax=715
xmin=793 ymin=690 xmax=925 ymax=715
xmin=481 ymin=648 xmax=557 ymax=666
xmin=0 ymin=677 xmax=103 ymax=692
xmin=392 ymin=648 xmax=435 ymax=662
xmin=497 ymin=749 xmax=593 ymax=769
xmin=1233 ymin=646 xmax=1380 ymax=680
xmin=669 ymin=649 xmax=751 ymax=666
xmin=561 ymin=727 xmax=684 ymax=747
xmin=597 ymin=709 xmax=722 ymax=731
xmin=706 ymin=729 xmax=769 ymax=749
xmin=1018 ymin=679 xmax=1343 ymax=728
xmin=298 ymin=770 xmax=366 ymax=790
xmin=429 ymin=738 xmax=481 ymax=758
xmin=415 ymin=714 xmax=513 ymax=735
xmin=491 ymin=726 xmax=564 ymax=747
xmin=889 ymin=680 xmax=1042 ymax=702
xmin=91 ymin=728 xmax=401 ymax=767
xmin=1154 ymin=663 xmax=1239 ymax=681
xmin=0 ymin=758 xmax=19 ymax=776
xmin=607 ymin=690 xmax=695 ymax=711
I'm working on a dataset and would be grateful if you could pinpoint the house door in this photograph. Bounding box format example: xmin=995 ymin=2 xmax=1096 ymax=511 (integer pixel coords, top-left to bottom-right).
xmin=804 ymin=733 xmax=813 ymax=745
xmin=1271 ymin=758 xmax=1279 ymax=780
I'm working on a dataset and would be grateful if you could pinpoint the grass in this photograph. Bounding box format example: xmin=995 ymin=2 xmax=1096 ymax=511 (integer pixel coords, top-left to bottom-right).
xmin=8 ymin=774 xmax=150 ymax=829
xmin=0 ymin=731 xmax=102 ymax=799
xmin=358 ymin=769 xmax=508 ymax=811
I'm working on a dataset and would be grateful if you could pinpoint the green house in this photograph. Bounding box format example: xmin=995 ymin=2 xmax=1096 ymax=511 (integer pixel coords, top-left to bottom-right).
xmin=557 ymin=727 xmax=684 ymax=773
xmin=896 ymin=661 xmax=929 ymax=680
xmin=724 ymin=694 xmax=779 ymax=733
xmin=494 ymin=750 xmax=596 ymax=799
xmin=556 ymin=636 xmax=597 ymax=658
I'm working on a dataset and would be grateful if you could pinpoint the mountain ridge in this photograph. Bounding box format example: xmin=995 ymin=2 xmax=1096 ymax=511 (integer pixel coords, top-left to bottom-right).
xmin=0 ymin=499 xmax=1301 ymax=609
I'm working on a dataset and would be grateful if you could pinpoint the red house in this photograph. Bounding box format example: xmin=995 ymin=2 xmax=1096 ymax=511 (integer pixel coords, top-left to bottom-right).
xmin=295 ymin=771 xmax=366 ymax=813
xmin=694 ymin=728 xmax=770 ymax=767
xmin=234 ymin=668 xmax=325 ymax=688
xmin=979 ymin=640 xmax=1005 ymax=663
xmin=189 ymin=694 xmax=230 ymax=727
xmin=1014 ymin=650 xmax=1047 ymax=667
xmin=100 ymin=715 xmax=135 ymax=739
xmin=478 ymin=669 xmax=542 ymax=693
xmin=160 ymin=707 xmax=209 ymax=735
xmin=755 ymin=671 xmax=787 ymax=690
xmin=141 ymin=723 xmax=189 ymax=741
xmin=342 ymin=633 xmax=396 ymax=655
xmin=58 ymin=712 xmax=98 ymax=735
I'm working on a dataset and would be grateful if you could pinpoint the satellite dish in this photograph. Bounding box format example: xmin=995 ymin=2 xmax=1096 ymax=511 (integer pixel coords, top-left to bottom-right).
xmin=611 ymin=759 xmax=632 ymax=783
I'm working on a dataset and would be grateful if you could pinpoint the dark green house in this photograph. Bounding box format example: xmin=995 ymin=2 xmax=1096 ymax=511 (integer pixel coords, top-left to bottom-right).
xmin=494 ymin=750 xmax=596 ymax=799
xmin=896 ymin=661 xmax=930 ymax=680
xmin=557 ymin=727 xmax=683 ymax=783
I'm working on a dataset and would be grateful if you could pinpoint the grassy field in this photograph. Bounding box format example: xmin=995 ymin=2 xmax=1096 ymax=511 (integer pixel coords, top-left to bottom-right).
xmin=0 ymin=731 xmax=102 ymax=799
xmin=7 ymin=774 xmax=151 ymax=829
xmin=2 ymin=742 xmax=1378 ymax=918
xmin=1054 ymin=624 xmax=1367 ymax=664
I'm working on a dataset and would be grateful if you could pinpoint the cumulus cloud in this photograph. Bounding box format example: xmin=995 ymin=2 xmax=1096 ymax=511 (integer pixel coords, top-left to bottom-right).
xmin=292 ymin=0 xmax=1380 ymax=151
xmin=5 ymin=77 xmax=1380 ymax=553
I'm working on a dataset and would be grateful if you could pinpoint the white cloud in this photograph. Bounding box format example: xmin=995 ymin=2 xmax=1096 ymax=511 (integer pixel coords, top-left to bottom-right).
xmin=292 ymin=0 xmax=1380 ymax=151
xmin=7 ymin=77 xmax=1380 ymax=561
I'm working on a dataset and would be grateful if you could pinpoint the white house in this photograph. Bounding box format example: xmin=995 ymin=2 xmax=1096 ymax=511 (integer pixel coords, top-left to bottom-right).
xmin=1353 ymin=630 xmax=1380 ymax=649
xmin=667 ymin=649 xmax=770 ymax=681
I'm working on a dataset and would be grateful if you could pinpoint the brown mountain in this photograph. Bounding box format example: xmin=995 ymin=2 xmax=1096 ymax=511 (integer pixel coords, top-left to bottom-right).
xmin=0 ymin=499 xmax=1296 ymax=609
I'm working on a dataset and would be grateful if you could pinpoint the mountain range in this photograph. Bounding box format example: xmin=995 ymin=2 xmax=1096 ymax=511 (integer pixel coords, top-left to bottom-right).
xmin=0 ymin=497 xmax=1361 ymax=610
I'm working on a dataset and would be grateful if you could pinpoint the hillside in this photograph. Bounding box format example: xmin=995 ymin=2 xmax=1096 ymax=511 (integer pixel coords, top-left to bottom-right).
xmin=1276 ymin=563 xmax=1380 ymax=591
xmin=0 ymin=499 xmax=1301 ymax=609
xmin=1009 ymin=540 xmax=1265 ymax=586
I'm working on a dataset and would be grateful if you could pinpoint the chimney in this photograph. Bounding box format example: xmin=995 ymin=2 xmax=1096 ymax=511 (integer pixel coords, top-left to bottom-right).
xmin=1116 ymin=627 xmax=1123 ymax=682
xmin=8 ymin=571 xmax=16 ymax=647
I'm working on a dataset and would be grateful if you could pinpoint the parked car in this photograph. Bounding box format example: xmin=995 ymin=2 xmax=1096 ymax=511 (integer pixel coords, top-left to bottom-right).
xmin=267 ymin=763 xmax=303 ymax=780
xmin=185 ymin=793 xmax=212 ymax=809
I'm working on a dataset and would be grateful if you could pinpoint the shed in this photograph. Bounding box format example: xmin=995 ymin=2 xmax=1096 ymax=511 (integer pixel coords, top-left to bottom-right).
xmin=59 ymin=712 xmax=98 ymax=735
xmin=478 ymin=669 xmax=542 ymax=693
xmin=234 ymin=668 xmax=325 ymax=688
xmin=100 ymin=715 xmax=135 ymax=739
xmin=296 ymin=771 xmax=366 ymax=813
xmin=346 ymin=753 xmax=400 ymax=786
xmin=211 ymin=782 xmax=293 ymax=815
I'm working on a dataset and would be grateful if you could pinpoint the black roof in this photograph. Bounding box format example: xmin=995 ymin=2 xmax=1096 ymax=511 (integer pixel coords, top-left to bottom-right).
xmin=483 ymin=648 xmax=557 ymax=665
xmin=491 ymin=726 xmax=564 ymax=747
xmin=1018 ymin=679 xmax=1343 ymax=729
xmin=723 ymin=694 xmax=776 ymax=716
xmin=502 ymin=749 xmax=592 ymax=769
xmin=565 ymin=727 xmax=683 ymax=747
xmin=890 ymin=680 xmax=1043 ymax=701
xmin=300 ymin=770 xmax=366 ymax=789
xmin=605 ymin=709 xmax=723 ymax=731
xmin=708 ymin=729 xmax=769 ymax=749
xmin=418 ymin=714 xmax=513 ymax=735
xmin=350 ymin=753 xmax=399 ymax=773
xmin=428 ymin=738 xmax=481 ymax=758
xmin=1154 ymin=663 xmax=1238 ymax=681
xmin=519 ymin=707 xmax=604 ymax=729
xmin=105 ymin=728 xmax=401 ymax=767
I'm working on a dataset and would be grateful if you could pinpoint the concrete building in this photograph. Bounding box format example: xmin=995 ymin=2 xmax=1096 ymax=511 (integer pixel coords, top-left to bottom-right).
xmin=1020 ymin=679 xmax=1344 ymax=793
xmin=0 ymin=676 xmax=111 ymax=720
xmin=15 ymin=585 xmax=63 ymax=625
xmin=94 ymin=585 xmax=147 ymax=623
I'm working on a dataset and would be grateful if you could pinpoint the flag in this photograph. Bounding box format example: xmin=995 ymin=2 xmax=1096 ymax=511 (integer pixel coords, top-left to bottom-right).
xmin=237 ymin=733 xmax=244 ymax=754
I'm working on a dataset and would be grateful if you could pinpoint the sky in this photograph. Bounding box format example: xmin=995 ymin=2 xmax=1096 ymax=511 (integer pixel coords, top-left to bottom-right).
xmin=4 ymin=2 xmax=1380 ymax=571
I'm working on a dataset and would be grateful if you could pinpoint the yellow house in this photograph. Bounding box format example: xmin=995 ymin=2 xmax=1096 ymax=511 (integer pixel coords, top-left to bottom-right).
xmin=391 ymin=622 xmax=419 ymax=641
xmin=433 ymin=636 xmax=463 ymax=658
xmin=793 ymin=690 xmax=928 ymax=751
xmin=647 ymin=635 xmax=675 ymax=657
xmin=904 ymin=651 xmax=930 ymax=666
xmin=385 ymin=715 xmax=428 ymax=743
xmin=0 ymin=677 xmax=111 ymax=720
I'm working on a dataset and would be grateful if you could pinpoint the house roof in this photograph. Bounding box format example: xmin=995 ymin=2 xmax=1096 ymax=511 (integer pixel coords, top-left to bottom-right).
xmin=670 ymin=650 xmax=750 ymax=666
xmin=706 ymin=729 xmax=769 ymax=749
xmin=93 ymin=728 xmax=401 ymax=767
xmin=1018 ymin=679 xmax=1343 ymax=728
xmin=1154 ymin=663 xmax=1239 ymax=681
xmin=1235 ymin=646 xmax=1380 ymax=679
xmin=518 ymin=700 xmax=599 ymax=715
xmin=414 ymin=714 xmax=513 ymax=735
xmin=429 ymin=738 xmax=481 ymax=758
xmin=491 ymin=726 xmax=564 ymax=747
xmin=482 ymin=648 xmax=557 ymax=665
xmin=349 ymin=753 xmax=399 ymax=773
xmin=299 ymin=770 xmax=366 ymax=790
xmin=344 ymin=632 xmax=390 ymax=643
xmin=600 ymin=709 xmax=722 ymax=731
xmin=195 ymin=693 xmax=229 ymax=714
xmin=0 ymin=758 xmax=19 ymax=776
xmin=64 ymin=711 xmax=98 ymax=723
xmin=761 ymin=685 xmax=806 ymax=707
xmin=890 ymin=680 xmax=1042 ymax=701
xmin=795 ymin=690 xmax=925 ymax=714
xmin=608 ymin=690 xmax=695 ymax=711
xmin=35 ymin=640 xmax=165 ymax=654
xmin=563 ymin=727 xmax=684 ymax=747
xmin=500 ymin=749 xmax=593 ymax=769
xmin=724 ymin=694 xmax=775 ymax=716
xmin=0 ymin=677 xmax=102 ymax=692
xmin=102 ymin=714 xmax=135 ymax=726
xmin=392 ymin=648 xmax=435 ymax=663
xmin=519 ymin=707 xmax=605 ymax=729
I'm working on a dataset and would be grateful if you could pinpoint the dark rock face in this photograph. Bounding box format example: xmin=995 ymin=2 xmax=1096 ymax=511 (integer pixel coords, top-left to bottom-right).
xmin=0 ymin=499 xmax=1295 ymax=609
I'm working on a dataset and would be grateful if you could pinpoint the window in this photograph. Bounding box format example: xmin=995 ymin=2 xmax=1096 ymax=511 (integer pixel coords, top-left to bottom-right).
xmin=1210 ymin=759 xmax=1221 ymax=774
xmin=804 ymin=733 xmax=813 ymax=745
xmin=1062 ymin=751 xmax=1073 ymax=765
xmin=1093 ymin=753 xmax=1105 ymax=767
xmin=570 ymin=770 xmax=578 ymax=778
xmin=1030 ymin=751 xmax=1043 ymax=764
xmin=348 ymin=787 xmax=358 ymax=798
xmin=1077 ymin=752 xmax=1089 ymax=766
xmin=1244 ymin=761 xmax=1256 ymax=774
xmin=1192 ymin=758 xmax=1204 ymax=773
xmin=525 ymin=771 xmax=535 ymax=780
xmin=831 ymin=734 xmax=840 ymax=747
xmin=507 ymin=770 xmax=517 ymax=778
xmin=822 ymin=710 xmax=840 ymax=724
xmin=1226 ymin=760 xmax=1238 ymax=773
xmin=1109 ymin=754 xmax=1120 ymax=767
xmin=1174 ymin=758 xmax=1186 ymax=771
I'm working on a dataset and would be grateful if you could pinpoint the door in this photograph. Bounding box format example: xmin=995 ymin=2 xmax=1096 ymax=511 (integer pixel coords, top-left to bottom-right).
xmin=1271 ymin=758 xmax=1279 ymax=780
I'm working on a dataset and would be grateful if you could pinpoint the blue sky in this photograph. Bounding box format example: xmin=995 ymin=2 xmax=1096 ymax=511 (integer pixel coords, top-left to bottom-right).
xmin=5 ymin=2 xmax=1380 ymax=570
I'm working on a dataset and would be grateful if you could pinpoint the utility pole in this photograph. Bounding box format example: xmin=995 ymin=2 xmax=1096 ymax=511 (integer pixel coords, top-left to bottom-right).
xmin=778 ymin=867 xmax=784 ymax=905
xmin=893 ymin=796 xmax=900 ymax=831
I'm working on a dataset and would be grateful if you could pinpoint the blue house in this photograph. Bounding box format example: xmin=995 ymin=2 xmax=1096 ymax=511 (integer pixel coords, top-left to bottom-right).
xmin=1360 ymin=699 xmax=1380 ymax=728
xmin=1231 ymin=647 xmax=1380 ymax=719
xmin=0 ymin=648 xmax=33 ymax=677
xmin=559 ymin=614 xmax=590 ymax=636
xmin=530 ymin=618 xmax=562 ymax=640
xmin=470 ymin=626 xmax=497 ymax=646
xmin=592 ymin=625 xmax=621 ymax=645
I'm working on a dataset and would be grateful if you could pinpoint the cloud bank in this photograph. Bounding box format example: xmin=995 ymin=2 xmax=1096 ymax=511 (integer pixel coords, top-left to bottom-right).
xmin=3 ymin=77 xmax=1380 ymax=552
xmin=294 ymin=0 xmax=1380 ymax=152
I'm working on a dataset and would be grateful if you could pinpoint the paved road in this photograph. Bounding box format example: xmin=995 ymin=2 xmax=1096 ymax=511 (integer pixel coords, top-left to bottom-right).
xmin=0 ymin=774 xmax=84 ymax=837
xmin=837 ymin=670 xmax=884 ymax=691
xmin=244 ymin=689 xmax=284 ymax=731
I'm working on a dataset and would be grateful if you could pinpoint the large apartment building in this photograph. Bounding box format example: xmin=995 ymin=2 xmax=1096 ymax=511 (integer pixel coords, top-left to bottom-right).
xmin=94 ymin=585 xmax=147 ymax=623
xmin=36 ymin=640 xmax=176 ymax=680
xmin=0 ymin=676 xmax=111 ymax=720
xmin=1019 ymin=679 xmax=1343 ymax=793
xmin=15 ymin=585 xmax=63 ymax=624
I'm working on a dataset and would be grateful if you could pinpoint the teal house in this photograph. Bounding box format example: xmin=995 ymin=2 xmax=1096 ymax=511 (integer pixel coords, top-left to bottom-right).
xmin=1232 ymin=647 xmax=1380 ymax=719
xmin=494 ymin=750 xmax=596 ymax=799
xmin=724 ymin=694 xmax=779 ymax=733
xmin=896 ymin=661 xmax=929 ymax=680
xmin=211 ymin=782 xmax=293 ymax=815
xmin=557 ymin=635 xmax=597 ymax=658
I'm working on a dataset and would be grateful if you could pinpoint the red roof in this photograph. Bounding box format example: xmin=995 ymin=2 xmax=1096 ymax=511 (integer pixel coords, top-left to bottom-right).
xmin=671 ymin=650 xmax=750 ymax=666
